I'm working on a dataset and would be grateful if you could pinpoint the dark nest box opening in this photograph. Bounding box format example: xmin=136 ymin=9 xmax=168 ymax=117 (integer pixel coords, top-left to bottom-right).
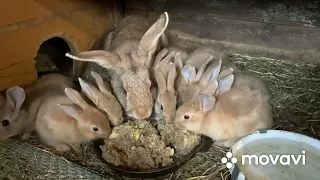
xmin=35 ymin=37 xmax=73 ymax=77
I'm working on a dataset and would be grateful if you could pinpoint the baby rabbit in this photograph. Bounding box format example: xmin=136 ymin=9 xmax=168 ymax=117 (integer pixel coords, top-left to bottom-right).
xmin=154 ymin=58 xmax=178 ymax=123
xmin=174 ymin=71 xmax=273 ymax=148
xmin=0 ymin=74 xmax=75 ymax=141
xmin=176 ymin=45 xmax=239 ymax=105
xmin=78 ymin=71 xmax=123 ymax=126
xmin=35 ymin=84 xmax=111 ymax=154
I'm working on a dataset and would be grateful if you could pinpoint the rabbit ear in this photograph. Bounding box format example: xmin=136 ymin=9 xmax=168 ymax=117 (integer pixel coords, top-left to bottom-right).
xmin=137 ymin=12 xmax=169 ymax=67
xmin=167 ymin=62 xmax=177 ymax=94
xmin=66 ymin=50 xmax=127 ymax=72
xmin=78 ymin=78 xmax=98 ymax=103
xmin=194 ymin=55 xmax=213 ymax=82
xmin=217 ymin=67 xmax=233 ymax=80
xmin=58 ymin=104 xmax=82 ymax=120
xmin=174 ymin=53 xmax=183 ymax=72
xmin=217 ymin=74 xmax=234 ymax=94
xmin=64 ymin=88 xmax=89 ymax=110
xmin=155 ymin=66 xmax=167 ymax=94
xmin=201 ymin=80 xmax=218 ymax=96
xmin=90 ymin=71 xmax=112 ymax=96
xmin=199 ymin=94 xmax=216 ymax=112
xmin=160 ymin=32 xmax=169 ymax=47
xmin=158 ymin=51 xmax=175 ymax=75
xmin=181 ymin=64 xmax=196 ymax=83
xmin=209 ymin=59 xmax=222 ymax=81
xmin=5 ymin=86 xmax=25 ymax=111
xmin=200 ymin=59 xmax=222 ymax=87
xmin=153 ymin=48 xmax=169 ymax=69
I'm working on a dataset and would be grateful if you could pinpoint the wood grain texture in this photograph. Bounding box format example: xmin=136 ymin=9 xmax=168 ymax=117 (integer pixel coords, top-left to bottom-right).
xmin=0 ymin=0 xmax=114 ymax=91
xmin=125 ymin=0 xmax=320 ymax=63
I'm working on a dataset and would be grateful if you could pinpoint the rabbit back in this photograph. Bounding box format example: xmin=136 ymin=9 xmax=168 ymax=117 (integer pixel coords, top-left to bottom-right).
xmin=35 ymin=96 xmax=81 ymax=144
xmin=206 ymin=77 xmax=273 ymax=142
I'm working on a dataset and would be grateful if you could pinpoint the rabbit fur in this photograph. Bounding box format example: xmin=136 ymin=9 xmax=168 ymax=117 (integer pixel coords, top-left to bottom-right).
xmin=0 ymin=74 xmax=75 ymax=141
xmin=174 ymin=70 xmax=273 ymax=148
xmin=66 ymin=12 xmax=170 ymax=120
xmin=153 ymin=49 xmax=180 ymax=123
xmin=34 ymin=74 xmax=111 ymax=154
xmin=176 ymin=45 xmax=239 ymax=105
xmin=78 ymin=71 xmax=123 ymax=126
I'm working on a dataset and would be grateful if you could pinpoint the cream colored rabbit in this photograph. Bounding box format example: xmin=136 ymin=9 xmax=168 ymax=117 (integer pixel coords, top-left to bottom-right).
xmin=66 ymin=12 xmax=169 ymax=120
xmin=176 ymin=45 xmax=239 ymax=105
xmin=78 ymin=71 xmax=123 ymax=126
xmin=35 ymin=86 xmax=112 ymax=154
xmin=174 ymin=71 xmax=273 ymax=148
xmin=0 ymin=74 xmax=75 ymax=141
xmin=177 ymin=57 xmax=224 ymax=105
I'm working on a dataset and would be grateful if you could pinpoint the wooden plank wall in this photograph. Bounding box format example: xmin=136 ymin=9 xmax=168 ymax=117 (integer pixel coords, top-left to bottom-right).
xmin=0 ymin=0 xmax=115 ymax=92
xmin=124 ymin=0 xmax=320 ymax=64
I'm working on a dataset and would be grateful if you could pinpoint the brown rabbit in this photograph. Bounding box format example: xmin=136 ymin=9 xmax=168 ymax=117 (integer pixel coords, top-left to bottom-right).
xmin=78 ymin=72 xmax=123 ymax=126
xmin=66 ymin=12 xmax=169 ymax=120
xmin=154 ymin=59 xmax=178 ymax=123
xmin=35 ymin=87 xmax=111 ymax=154
xmin=174 ymin=71 xmax=273 ymax=148
xmin=0 ymin=74 xmax=76 ymax=141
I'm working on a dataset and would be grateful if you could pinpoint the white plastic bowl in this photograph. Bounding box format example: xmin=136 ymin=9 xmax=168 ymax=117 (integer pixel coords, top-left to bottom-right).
xmin=227 ymin=129 xmax=320 ymax=180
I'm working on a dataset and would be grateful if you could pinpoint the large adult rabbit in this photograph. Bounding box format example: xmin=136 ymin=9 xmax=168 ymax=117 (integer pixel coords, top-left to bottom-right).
xmin=66 ymin=12 xmax=169 ymax=120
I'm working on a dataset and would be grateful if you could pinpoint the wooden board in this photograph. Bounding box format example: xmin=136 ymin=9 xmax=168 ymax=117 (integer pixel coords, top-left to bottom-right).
xmin=125 ymin=0 xmax=320 ymax=63
xmin=0 ymin=0 xmax=114 ymax=91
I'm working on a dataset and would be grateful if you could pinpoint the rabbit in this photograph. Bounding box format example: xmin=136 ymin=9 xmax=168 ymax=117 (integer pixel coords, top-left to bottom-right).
xmin=35 ymin=86 xmax=112 ymax=154
xmin=0 ymin=73 xmax=76 ymax=141
xmin=175 ymin=45 xmax=239 ymax=105
xmin=78 ymin=71 xmax=123 ymax=126
xmin=174 ymin=71 xmax=273 ymax=148
xmin=154 ymin=54 xmax=179 ymax=123
xmin=65 ymin=12 xmax=170 ymax=120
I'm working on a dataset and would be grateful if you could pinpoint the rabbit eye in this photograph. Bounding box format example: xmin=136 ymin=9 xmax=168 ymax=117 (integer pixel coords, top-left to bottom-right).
xmin=92 ymin=127 xmax=99 ymax=132
xmin=184 ymin=115 xmax=190 ymax=120
xmin=2 ymin=120 xmax=9 ymax=127
xmin=160 ymin=105 xmax=163 ymax=111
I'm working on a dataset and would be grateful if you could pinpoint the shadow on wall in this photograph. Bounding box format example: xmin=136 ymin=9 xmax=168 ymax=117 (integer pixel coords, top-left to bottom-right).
xmin=35 ymin=37 xmax=73 ymax=77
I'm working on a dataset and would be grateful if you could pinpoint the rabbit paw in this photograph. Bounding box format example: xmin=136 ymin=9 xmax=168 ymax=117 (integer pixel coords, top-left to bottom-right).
xmin=21 ymin=133 xmax=32 ymax=141
xmin=54 ymin=144 xmax=71 ymax=152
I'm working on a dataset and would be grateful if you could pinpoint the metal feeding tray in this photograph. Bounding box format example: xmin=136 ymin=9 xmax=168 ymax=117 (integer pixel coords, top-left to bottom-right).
xmin=93 ymin=135 xmax=213 ymax=178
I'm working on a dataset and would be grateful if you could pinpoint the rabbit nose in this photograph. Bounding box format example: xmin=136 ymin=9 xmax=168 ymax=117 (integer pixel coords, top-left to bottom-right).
xmin=135 ymin=106 xmax=151 ymax=119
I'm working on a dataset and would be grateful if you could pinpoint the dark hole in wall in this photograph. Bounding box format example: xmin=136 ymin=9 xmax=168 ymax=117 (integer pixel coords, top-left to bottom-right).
xmin=35 ymin=37 xmax=73 ymax=77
